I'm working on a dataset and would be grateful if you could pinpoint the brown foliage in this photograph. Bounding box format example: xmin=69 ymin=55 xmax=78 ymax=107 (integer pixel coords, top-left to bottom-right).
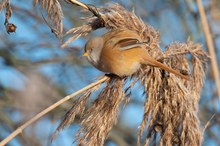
xmin=50 ymin=1 xmax=208 ymax=146
xmin=33 ymin=0 xmax=63 ymax=37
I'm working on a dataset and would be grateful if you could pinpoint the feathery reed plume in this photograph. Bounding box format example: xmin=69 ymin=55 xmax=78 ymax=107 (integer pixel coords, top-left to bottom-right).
xmin=0 ymin=76 xmax=108 ymax=146
xmin=75 ymin=76 xmax=126 ymax=145
xmin=0 ymin=0 xmax=6 ymax=12
xmin=138 ymin=41 xmax=208 ymax=145
xmin=0 ymin=0 xmax=17 ymax=33
xmin=33 ymin=0 xmax=63 ymax=37
xmin=52 ymin=1 xmax=208 ymax=145
xmin=51 ymin=85 xmax=101 ymax=140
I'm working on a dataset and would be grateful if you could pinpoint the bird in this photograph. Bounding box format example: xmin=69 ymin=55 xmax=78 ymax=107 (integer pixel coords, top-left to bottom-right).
xmin=83 ymin=29 xmax=190 ymax=80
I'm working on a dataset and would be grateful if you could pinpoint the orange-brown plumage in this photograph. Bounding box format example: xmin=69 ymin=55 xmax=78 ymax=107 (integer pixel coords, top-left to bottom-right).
xmin=84 ymin=29 xmax=189 ymax=80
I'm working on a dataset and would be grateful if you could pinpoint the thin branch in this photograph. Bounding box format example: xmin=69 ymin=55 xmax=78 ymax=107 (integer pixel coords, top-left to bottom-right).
xmin=0 ymin=76 xmax=108 ymax=146
xmin=203 ymin=113 xmax=215 ymax=133
xmin=65 ymin=0 xmax=103 ymax=19
xmin=65 ymin=0 xmax=89 ymax=10
xmin=196 ymin=0 xmax=220 ymax=98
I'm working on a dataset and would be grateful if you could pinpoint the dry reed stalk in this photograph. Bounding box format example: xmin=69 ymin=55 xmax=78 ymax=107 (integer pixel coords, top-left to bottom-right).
xmin=196 ymin=0 xmax=220 ymax=99
xmin=0 ymin=76 xmax=108 ymax=146
xmin=0 ymin=0 xmax=209 ymax=145
xmin=52 ymin=1 xmax=208 ymax=146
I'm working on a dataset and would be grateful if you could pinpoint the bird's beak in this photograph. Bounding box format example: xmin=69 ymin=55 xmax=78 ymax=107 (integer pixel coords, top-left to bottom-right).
xmin=83 ymin=52 xmax=89 ymax=57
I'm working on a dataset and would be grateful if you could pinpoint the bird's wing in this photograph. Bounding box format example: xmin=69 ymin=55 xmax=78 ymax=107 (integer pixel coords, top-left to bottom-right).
xmin=114 ymin=37 xmax=145 ymax=51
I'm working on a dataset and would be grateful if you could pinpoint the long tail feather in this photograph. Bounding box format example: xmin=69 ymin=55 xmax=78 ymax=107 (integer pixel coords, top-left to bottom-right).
xmin=143 ymin=55 xmax=190 ymax=80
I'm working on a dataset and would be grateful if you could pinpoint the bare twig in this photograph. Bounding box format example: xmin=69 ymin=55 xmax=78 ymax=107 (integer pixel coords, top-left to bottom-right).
xmin=0 ymin=76 xmax=108 ymax=146
xmin=65 ymin=0 xmax=89 ymax=10
xmin=203 ymin=114 xmax=215 ymax=133
xmin=196 ymin=0 xmax=220 ymax=99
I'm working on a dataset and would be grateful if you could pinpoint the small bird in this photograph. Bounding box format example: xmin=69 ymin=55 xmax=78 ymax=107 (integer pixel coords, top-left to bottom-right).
xmin=83 ymin=29 xmax=189 ymax=80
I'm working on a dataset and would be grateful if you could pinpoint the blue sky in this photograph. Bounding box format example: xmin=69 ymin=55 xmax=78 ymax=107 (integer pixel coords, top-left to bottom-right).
xmin=0 ymin=0 xmax=219 ymax=146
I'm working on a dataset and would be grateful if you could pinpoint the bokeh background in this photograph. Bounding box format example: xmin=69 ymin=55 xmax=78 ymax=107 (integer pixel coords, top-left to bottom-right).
xmin=0 ymin=0 xmax=219 ymax=146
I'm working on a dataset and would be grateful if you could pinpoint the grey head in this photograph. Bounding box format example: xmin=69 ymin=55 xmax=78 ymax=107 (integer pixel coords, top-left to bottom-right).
xmin=84 ymin=36 xmax=104 ymax=67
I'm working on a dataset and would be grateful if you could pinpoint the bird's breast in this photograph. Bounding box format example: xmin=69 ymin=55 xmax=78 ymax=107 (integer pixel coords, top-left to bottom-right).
xmin=98 ymin=46 xmax=143 ymax=77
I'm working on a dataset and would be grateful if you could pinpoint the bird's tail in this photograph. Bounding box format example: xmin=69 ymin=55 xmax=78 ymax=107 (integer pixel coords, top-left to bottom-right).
xmin=143 ymin=55 xmax=190 ymax=80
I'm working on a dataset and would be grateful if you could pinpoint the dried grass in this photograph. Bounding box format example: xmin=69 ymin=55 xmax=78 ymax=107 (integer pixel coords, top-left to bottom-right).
xmin=0 ymin=0 xmax=17 ymax=33
xmin=51 ymin=1 xmax=209 ymax=145
xmin=0 ymin=0 xmax=6 ymax=13
xmin=33 ymin=0 xmax=63 ymax=37
xmin=138 ymin=42 xmax=207 ymax=146
xmin=0 ymin=0 xmax=11 ymax=22
xmin=6 ymin=1 xmax=204 ymax=146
